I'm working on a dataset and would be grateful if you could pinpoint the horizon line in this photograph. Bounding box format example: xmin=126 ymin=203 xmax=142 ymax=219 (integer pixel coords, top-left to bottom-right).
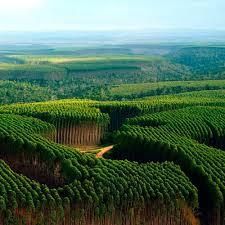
xmin=1 ymin=28 xmax=225 ymax=33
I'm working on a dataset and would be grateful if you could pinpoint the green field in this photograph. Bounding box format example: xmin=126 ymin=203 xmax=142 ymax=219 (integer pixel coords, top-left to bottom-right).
xmin=0 ymin=55 xmax=166 ymax=81
xmin=8 ymin=55 xmax=160 ymax=64
xmin=109 ymin=79 xmax=225 ymax=99
xmin=0 ymin=45 xmax=225 ymax=103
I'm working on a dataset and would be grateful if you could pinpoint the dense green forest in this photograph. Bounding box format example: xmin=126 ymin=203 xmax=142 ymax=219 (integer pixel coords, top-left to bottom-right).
xmin=1 ymin=45 xmax=225 ymax=103
xmin=0 ymin=90 xmax=225 ymax=224
xmin=0 ymin=44 xmax=225 ymax=224
xmin=168 ymin=47 xmax=225 ymax=78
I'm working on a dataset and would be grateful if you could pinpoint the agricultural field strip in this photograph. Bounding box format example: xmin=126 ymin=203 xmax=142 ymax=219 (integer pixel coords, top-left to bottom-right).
xmin=110 ymin=80 xmax=225 ymax=97
xmin=5 ymin=55 xmax=161 ymax=64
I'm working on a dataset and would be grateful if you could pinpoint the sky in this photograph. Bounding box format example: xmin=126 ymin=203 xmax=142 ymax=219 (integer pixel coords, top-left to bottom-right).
xmin=0 ymin=0 xmax=224 ymax=31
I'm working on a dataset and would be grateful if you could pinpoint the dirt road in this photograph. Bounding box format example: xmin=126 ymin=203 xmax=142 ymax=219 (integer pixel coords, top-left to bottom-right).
xmin=96 ymin=145 xmax=114 ymax=158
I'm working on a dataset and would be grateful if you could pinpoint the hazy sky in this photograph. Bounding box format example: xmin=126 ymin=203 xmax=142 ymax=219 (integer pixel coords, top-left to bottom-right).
xmin=0 ymin=0 xmax=224 ymax=31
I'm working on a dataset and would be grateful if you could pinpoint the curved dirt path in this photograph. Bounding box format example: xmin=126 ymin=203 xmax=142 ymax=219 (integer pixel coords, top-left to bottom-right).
xmin=96 ymin=145 xmax=114 ymax=158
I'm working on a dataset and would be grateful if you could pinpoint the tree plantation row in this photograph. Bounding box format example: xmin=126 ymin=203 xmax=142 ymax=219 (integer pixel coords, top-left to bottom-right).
xmin=107 ymin=106 xmax=225 ymax=225
xmin=0 ymin=114 xmax=198 ymax=225
xmin=0 ymin=90 xmax=225 ymax=224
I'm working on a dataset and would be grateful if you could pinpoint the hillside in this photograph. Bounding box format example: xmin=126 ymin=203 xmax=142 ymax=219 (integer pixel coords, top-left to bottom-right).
xmin=0 ymin=90 xmax=224 ymax=224
xmin=0 ymin=44 xmax=225 ymax=225
xmin=1 ymin=45 xmax=225 ymax=103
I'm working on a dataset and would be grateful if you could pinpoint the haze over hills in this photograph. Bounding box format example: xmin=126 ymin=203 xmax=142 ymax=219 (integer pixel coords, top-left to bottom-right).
xmin=1 ymin=29 xmax=225 ymax=45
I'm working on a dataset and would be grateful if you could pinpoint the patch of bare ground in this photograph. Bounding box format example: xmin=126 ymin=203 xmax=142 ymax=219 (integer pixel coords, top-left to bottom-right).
xmin=96 ymin=145 xmax=113 ymax=158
